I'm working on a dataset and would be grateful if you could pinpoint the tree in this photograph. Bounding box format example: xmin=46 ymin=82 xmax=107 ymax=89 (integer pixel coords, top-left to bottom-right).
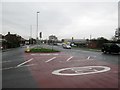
xmin=96 ymin=37 xmax=109 ymax=48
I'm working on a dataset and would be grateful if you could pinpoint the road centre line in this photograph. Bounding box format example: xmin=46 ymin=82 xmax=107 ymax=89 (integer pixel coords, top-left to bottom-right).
xmin=66 ymin=56 xmax=73 ymax=62
xmin=16 ymin=58 xmax=33 ymax=67
xmin=45 ymin=57 xmax=56 ymax=63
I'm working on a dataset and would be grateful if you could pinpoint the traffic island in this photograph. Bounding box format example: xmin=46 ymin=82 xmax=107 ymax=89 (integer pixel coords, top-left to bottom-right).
xmin=25 ymin=48 xmax=60 ymax=53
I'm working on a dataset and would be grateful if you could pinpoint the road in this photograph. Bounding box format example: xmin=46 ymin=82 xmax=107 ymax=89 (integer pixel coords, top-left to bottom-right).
xmin=2 ymin=44 xmax=119 ymax=88
xmin=42 ymin=44 xmax=119 ymax=65
xmin=2 ymin=47 xmax=39 ymax=88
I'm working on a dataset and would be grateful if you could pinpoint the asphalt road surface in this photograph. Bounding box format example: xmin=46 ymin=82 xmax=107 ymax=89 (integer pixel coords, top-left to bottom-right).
xmin=2 ymin=47 xmax=39 ymax=88
xmin=2 ymin=44 xmax=119 ymax=88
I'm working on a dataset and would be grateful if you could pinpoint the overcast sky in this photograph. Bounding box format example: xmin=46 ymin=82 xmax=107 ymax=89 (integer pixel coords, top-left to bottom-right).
xmin=1 ymin=1 xmax=118 ymax=40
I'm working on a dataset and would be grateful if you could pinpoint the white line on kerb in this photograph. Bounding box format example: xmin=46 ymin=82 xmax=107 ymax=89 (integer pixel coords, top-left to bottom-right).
xmin=66 ymin=56 xmax=73 ymax=62
xmin=16 ymin=58 xmax=33 ymax=67
xmin=45 ymin=57 xmax=56 ymax=63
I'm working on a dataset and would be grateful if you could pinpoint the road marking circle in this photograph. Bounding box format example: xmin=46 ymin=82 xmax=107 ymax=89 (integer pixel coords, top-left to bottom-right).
xmin=52 ymin=66 xmax=111 ymax=76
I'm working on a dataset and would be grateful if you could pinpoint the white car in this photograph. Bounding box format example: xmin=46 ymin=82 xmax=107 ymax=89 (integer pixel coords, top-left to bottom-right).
xmin=62 ymin=44 xmax=71 ymax=49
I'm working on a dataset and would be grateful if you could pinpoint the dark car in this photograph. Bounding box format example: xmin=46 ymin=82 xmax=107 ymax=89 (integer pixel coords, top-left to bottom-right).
xmin=101 ymin=43 xmax=120 ymax=54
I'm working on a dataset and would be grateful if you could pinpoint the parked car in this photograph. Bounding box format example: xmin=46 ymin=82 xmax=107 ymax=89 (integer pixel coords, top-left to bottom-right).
xmin=101 ymin=43 xmax=120 ymax=54
xmin=62 ymin=44 xmax=71 ymax=49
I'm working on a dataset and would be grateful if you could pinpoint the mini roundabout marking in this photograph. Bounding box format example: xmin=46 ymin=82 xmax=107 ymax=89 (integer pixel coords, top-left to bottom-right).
xmin=52 ymin=66 xmax=111 ymax=76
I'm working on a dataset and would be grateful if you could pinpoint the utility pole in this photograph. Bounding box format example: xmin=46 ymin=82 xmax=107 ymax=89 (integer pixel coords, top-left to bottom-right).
xmin=30 ymin=25 xmax=32 ymax=44
xmin=36 ymin=11 xmax=40 ymax=48
xmin=30 ymin=25 xmax=32 ymax=38
xmin=90 ymin=35 xmax=92 ymax=40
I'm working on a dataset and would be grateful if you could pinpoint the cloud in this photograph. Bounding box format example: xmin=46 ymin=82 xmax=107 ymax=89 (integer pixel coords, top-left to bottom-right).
xmin=2 ymin=2 xmax=118 ymax=40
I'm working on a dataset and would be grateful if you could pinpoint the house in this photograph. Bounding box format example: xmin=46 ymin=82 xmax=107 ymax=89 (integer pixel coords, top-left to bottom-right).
xmin=2 ymin=32 xmax=25 ymax=49
xmin=48 ymin=35 xmax=58 ymax=44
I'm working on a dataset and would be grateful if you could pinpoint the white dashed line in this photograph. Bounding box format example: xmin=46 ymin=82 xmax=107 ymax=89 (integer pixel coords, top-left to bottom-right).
xmin=0 ymin=61 xmax=11 ymax=63
xmin=16 ymin=58 xmax=33 ymax=67
xmin=16 ymin=64 xmax=37 ymax=68
xmin=66 ymin=56 xmax=73 ymax=62
xmin=45 ymin=57 xmax=56 ymax=63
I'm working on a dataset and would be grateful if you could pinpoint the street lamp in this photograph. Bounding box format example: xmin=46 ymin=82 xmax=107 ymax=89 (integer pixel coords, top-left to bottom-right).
xmin=36 ymin=11 xmax=40 ymax=47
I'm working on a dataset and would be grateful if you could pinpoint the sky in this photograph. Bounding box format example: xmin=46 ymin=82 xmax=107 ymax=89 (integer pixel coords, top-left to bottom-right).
xmin=1 ymin=0 xmax=119 ymax=40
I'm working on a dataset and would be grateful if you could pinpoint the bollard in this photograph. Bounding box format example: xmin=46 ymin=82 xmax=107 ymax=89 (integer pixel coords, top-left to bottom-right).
xmin=26 ymin=46 xmax=30 ymax=52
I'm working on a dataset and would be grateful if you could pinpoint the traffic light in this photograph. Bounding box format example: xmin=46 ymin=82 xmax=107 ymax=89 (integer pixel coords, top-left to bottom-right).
xmin=40 ymin=32 xmax=42 ymax=38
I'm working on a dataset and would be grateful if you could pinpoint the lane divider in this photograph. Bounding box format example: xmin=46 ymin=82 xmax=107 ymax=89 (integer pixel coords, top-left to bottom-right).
xmin=87 ymin=56 xmax=96 ymax=60
xmin=16 ymin=58 xmax=33 ymax=67
xmin=87 ymin=56 xmax=91 ymax=60
xmin=66 ymin=56 xmax=73 ymax=62
xmin=45 ymin=57 xmax=56 ymax=63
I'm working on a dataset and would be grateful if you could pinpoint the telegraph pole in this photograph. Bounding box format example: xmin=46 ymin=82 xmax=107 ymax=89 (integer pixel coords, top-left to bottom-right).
xmin=36 ymin=11 xmax=40 ymax=48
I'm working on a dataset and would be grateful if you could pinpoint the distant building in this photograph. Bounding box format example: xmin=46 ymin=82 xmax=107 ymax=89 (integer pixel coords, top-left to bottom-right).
xmin=48 ymin=35 xmax=58 ymax=44
xmin=49 ymin=35 xmax=58 ymax=41
xmin=62 ymin=38 xmax=87 ymax=47
xmin=62 ymin=39 xmax=86 ymax=43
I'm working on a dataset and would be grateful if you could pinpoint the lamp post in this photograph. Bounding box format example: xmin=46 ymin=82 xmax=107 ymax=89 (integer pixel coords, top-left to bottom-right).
xmin=36 ymin=11 xmax=40 ymax=48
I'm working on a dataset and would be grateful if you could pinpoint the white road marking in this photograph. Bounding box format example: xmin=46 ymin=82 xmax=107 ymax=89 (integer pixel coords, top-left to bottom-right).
xmin=52 ymin=54 xmax=59 ymax=55
xmin=66 ymin=56 xmax=73 ymax=62
xmin=0 ymin=67 xmax=15 ymax=71
xmin=87 ymin=56 xmax=96 ymax=60
xmin=16 ymin=58 xmax=33 ymax=67
xmin=0 ymin=61 xmax=11 ymax=63
xmin=31 ymin=54 xmax=59 ymax=56
xmin=52 ymin=66 xmax=111 ymax=76
xmin=87 ymin=56 xmax=91 ymax=60
xmin=16 ymin=64 xmax=37 ymax=68
xmin=59 ymin=59 xmax=94 ymax=63
xmin=1 ymin=64 xmax=36 ymax=71
xmin=45 ymin=57 xmax=56 ymax=63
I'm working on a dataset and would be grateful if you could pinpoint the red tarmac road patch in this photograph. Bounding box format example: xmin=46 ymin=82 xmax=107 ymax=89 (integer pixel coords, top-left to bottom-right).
xmin=24 ymin=53 xmax=118 ymax=88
